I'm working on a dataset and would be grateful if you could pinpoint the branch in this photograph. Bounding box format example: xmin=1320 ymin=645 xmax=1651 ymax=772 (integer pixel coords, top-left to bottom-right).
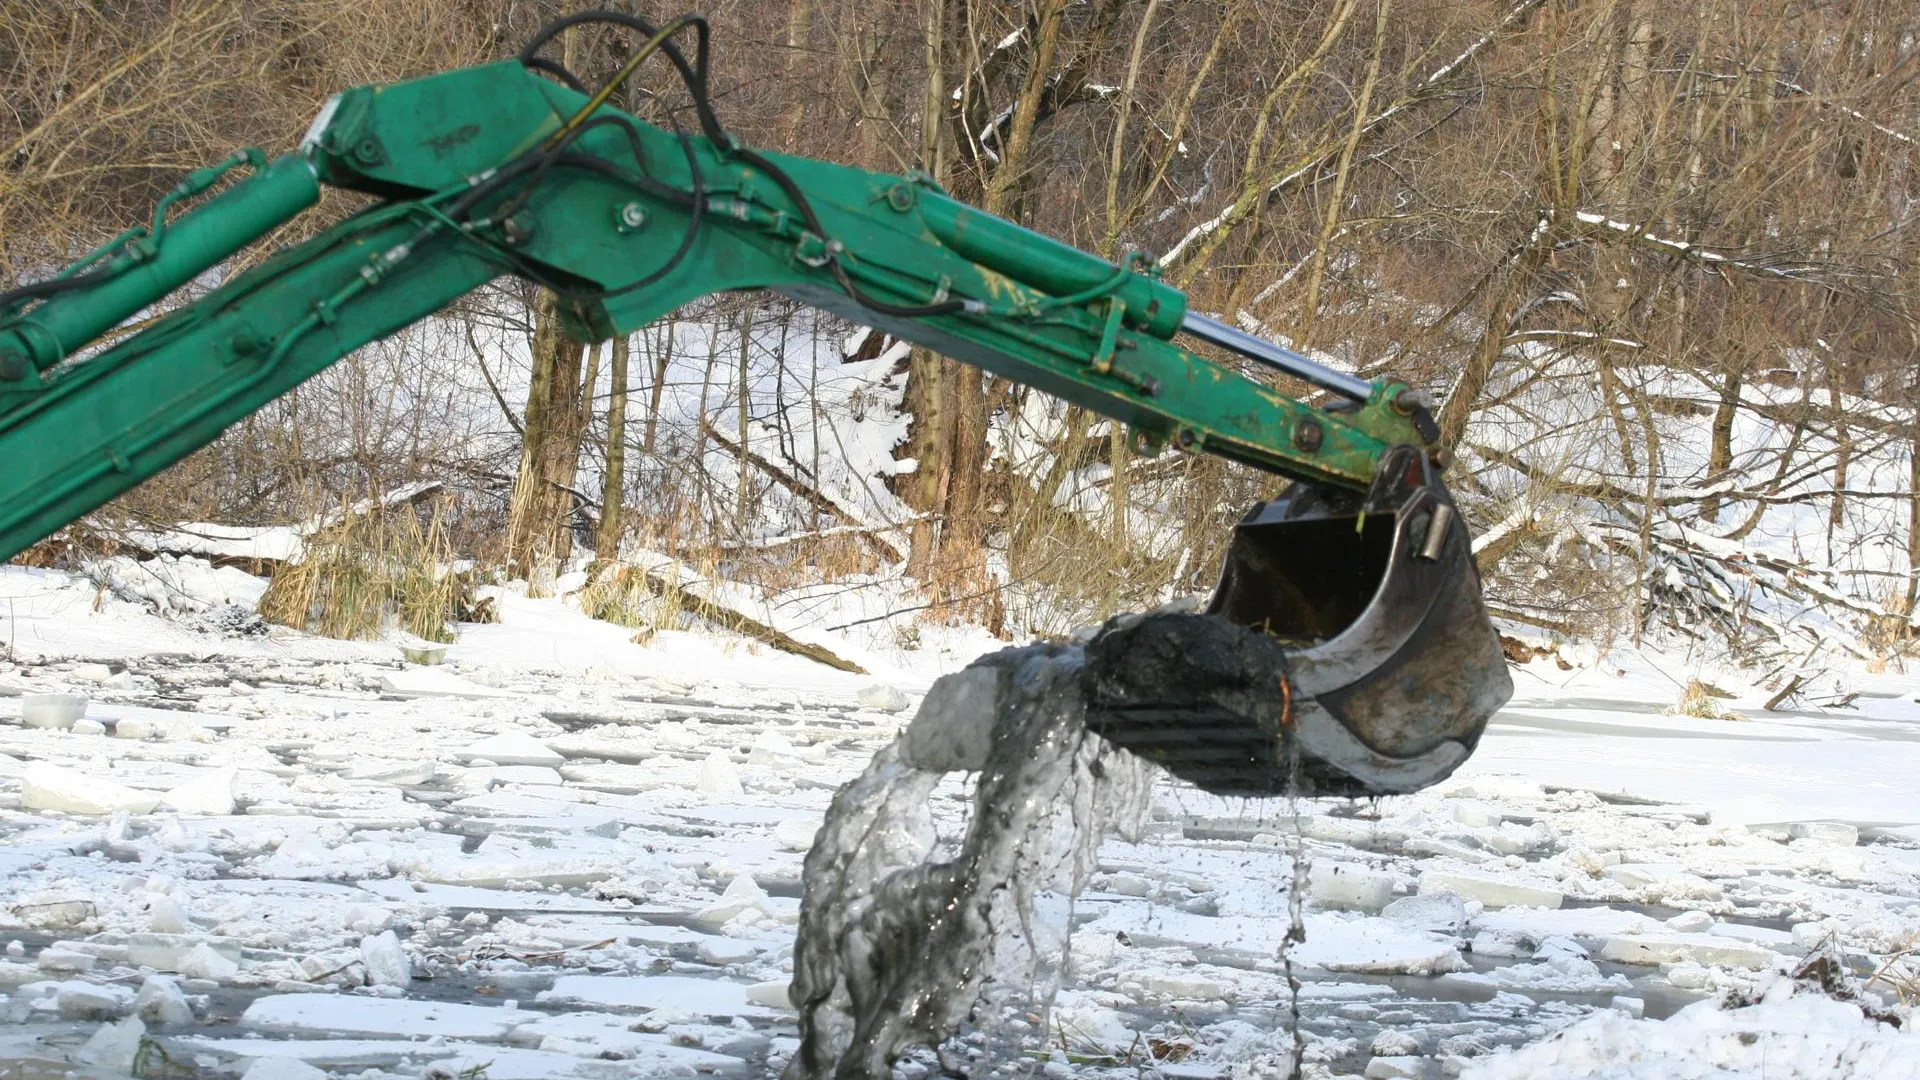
xmin=1160 ymin=0 xmax=1547 ymax=265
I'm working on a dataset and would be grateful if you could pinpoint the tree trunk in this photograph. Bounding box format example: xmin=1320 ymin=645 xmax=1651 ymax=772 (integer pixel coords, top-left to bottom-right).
xmin=597 ymin=334 xmax=629 ymax=562
xmin=507 ymin=289 xmax=588 ymax=593
xmin=642 ymin=315 xmax=675 ymax=455
xmin=1700 ymin=369 xmax=1740 ymax=523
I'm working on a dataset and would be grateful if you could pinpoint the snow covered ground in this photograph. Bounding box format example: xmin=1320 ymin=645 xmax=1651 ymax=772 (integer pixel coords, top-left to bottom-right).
xmin=0 ymin=563 xmax=1916 ymax=1080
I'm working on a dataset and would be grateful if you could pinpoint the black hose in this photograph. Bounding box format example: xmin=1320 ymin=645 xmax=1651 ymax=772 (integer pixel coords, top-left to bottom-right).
xmin=515 ymin=9 xmax=963 ymax=319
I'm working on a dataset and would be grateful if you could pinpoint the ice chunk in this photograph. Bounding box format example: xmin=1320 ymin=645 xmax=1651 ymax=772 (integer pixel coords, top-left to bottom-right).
xmin=242 ymin=1059 xmax=329 ymax=1080
xmin=1666 ymin=910 xmax=1714 ymax=933
xmin=116 ymin=718 xmax=155 ymax=739
xmin=697 ymin=937 xmax=761 ymax=965
xmin=126 ymin=934 xmax=241 ymax=972
xmin=1383 ymin=891 xmax=1467 ymax=934
xmin=241 ymin=994 xmax=523 ymax=1038
xmin=75 ymin=1016 xmax=146 ymax=1072
xmin=1303 ymin=816 xmax=1410 ymax=846
xmin=1420 ymin=871 xmax=1560 ymax=910
xmin=57 ymin=981 xmax=131 ymax=1020
xmin=74 ymin=663 xmax=125 ymax=685
xmin=359 ymin=931 xmax=411 ymax=988
xmin=696 ymin=750 xmax=745 ymax=797
xmin=749 ymin=728 xmax=799 ymax=766
xmin=694 ymin=875 xmax=770 ymax=928
xmin=1611 ymin=996 xmax=1645 ymax=1018
xmin=347 ymin=760 xmax=439 ymax=785
xmin=71 ymin=718 xmax=107 ymax=736
xmin=856 ymin=683 xmax=912 ymax=712
xmin=773 ymin=816 xmax=821 ymax=851
xmin=1665 ymin=961 xmax=1710 ymax=989
xmin=178 ymin=941 xmax=241 ymax=981
xmin=456 ymin=731 xmax=563 ymax=767
xmin=1371 ymin=1031 xmax=1420 ymax=1056
xmin=135 ymin=975 xmax=193 ymax=1025
xmin=378 ymin=668 xmax=512 ymax=699
xmin=1139 ymin=973 xmax=1231 ymax=1001
xmin=37 ymin=946 xmax=96 ymax=972
xmin=1308 ymin=863 xmax=1396 ymax=913
xmin=538 ymin=974 xmax=764 ymax=1015
xmin=1365 ymin=1056 xmax=1425 ymax=1079
xmin=747 ymin=980 xmax=795 ymax=1009
xmin=1597 ymin=933 xmax=1773 ymax=969
xmin=159 ymin=766 xmax=237 ymax=815
xmin=1452 ymin=800 xmax=1504 ymax=827
xmin=1786 ymin=821 xmax=1858 ymax=846
xmin=20 ymin=763 xmax=160 ymax=815
xmin=901 ymin=667 xmax=999 ymax=770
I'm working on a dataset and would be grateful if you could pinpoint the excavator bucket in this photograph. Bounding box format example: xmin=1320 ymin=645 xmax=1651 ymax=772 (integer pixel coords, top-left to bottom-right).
xmin=1084 ymin=447 xmax=1510 ymax=798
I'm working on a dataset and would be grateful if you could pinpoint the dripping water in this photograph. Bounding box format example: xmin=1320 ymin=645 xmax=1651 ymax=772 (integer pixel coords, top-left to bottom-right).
xmin=784 ymin=640 xmax=1155 ymax=1080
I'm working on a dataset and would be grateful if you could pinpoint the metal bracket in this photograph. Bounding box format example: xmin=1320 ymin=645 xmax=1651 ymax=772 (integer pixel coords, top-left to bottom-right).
xmin=1090 ymin=298 xmax=1125 ymax=375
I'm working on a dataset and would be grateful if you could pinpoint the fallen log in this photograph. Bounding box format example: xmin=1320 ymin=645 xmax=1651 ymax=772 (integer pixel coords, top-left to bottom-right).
xmin=599 ymin=556 xmax=868 ymax=675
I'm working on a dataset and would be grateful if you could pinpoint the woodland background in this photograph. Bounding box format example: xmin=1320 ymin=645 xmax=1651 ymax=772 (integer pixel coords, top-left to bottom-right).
xmin=4 ymin=0 xmax=1918 ymax=666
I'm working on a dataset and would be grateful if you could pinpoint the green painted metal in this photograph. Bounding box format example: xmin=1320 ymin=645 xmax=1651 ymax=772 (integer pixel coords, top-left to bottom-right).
xmin=0 ymin=153 xmax=320 ymax=380
xmin=0 ymin=59 xmax=1436 ymax=565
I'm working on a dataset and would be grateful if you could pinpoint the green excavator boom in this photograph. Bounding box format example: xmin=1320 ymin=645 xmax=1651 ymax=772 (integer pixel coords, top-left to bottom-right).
xmin=0 ymin=13 xmax=1508 ymax=796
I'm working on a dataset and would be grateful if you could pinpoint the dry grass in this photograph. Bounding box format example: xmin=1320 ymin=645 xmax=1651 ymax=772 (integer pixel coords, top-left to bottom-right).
xmin=1666 ymin=678 xmax=1743 ymax=721
xmin=258 ymin=498 xmax=465 ymax=643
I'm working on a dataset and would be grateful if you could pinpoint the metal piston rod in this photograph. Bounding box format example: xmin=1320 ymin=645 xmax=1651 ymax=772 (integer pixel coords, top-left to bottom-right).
xmin=1179 ymin=311 xmax=1375 ymax=403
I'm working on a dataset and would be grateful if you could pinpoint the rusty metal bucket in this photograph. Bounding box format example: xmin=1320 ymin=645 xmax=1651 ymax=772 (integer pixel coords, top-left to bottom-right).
xmin=1205 ymin=446 xmax=1512 ymax=796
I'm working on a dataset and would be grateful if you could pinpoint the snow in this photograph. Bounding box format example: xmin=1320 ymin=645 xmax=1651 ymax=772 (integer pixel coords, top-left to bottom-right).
xmin=1463 ymin=986 xmax=1919 ymax=1079
xmin=1 ymin=560 xmax=1917 ymax=1077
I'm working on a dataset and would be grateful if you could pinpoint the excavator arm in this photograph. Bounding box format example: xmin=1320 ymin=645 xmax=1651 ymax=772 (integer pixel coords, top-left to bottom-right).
xmin=0 ymin=12 xmax=1509 ymax=796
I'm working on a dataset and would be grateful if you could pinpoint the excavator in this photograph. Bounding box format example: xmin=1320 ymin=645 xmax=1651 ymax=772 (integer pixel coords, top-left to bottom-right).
xmin=0 ymin=10 xmax=1509 ymax=798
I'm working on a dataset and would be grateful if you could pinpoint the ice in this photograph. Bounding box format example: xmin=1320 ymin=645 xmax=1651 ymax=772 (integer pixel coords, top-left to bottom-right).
xmin=1598 ymin=932 xmax=1776 ymax=969
xmin=18 ymin=692 xmax=87 ymax=728
xmin=748 ymin=980 xmax=796 ymax=1009
xmin=693 ymin=875 xmax=772 ymax=928
xmin=538 ymin=974 xmax=766 ymax=1016
xmin=242 ymin=1058 xmax=329 ymax=1080
xmin=1666 ymin=909 xmax=1714 ymax=932
xmin=125 ymin=935 xmax=241 ymax=972
xmin=1138 ymin=972 xmax=1232 ymax=1001
xmin=1461 ymin=987 xmax=1920 ymax=1079
xmin=455 ymin=730 xmax=563 ymax=767
xmin=855 ymin=683 xmax=911 ymax=712
xmin=359 ymin=930 xmax=411 ymax=987
xmin=1383 ymin=892 xmax=1468 ymax=934
xmin=774 ymin=815 xmax=822 ymax=851
xmin=1419 ymin=871 xmax=1562 ymax=910
xmin=698 ymin=937 xmax=762 ymax=965
xmin=177 ymin=941 xmax=241 ymax=980
xmin=697 ymin=749 xmax=745 ymax=796
xmin=242 ymin=994 xmax=529 ymax=1038
xmin=159 ymin=766 xmax=237 ymax=815
xmin=75 ymin=1016 xmax=146 ymax=1072
xmin=1371 ymin=1030 xmax=1420 ymax=1056
xmin=1787 ymin=821 xmax=1859 ymax=846
xmin=37 ymin=945 xmax=96 ymax=972
xmin=70 ymin=717 xmax=106 ymax=735
xmin=20 ymin=762 xmax=160 ymax=815
xmin=56 ymin=981 xmax=132 ymax=1020
xmin=1365 ymin=1056 xmax=1425 ymax=1079
xmin=134 ymin=975 xmax=193 ymax=1024
xmin=1307 ymin=862 xmax=1397 ymax=913
xmin=377 ymin=668 xmax=513 ymax=699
